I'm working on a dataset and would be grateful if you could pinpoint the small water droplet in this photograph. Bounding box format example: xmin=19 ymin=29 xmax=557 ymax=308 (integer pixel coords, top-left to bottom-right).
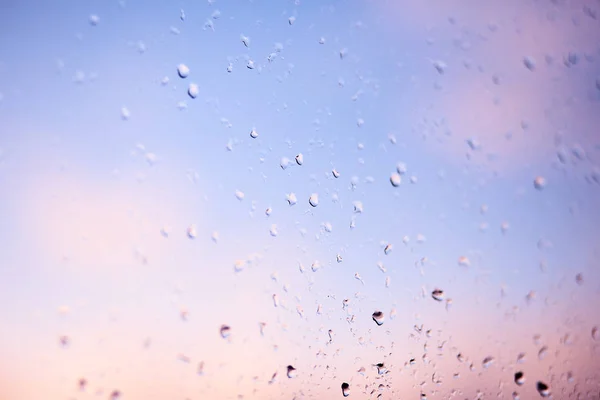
xmin=512 ymin=392 xmax=520 ymax=400
xmin=311 ymin=260 xmax=321 ymax=272
xmin=177 ymin=64 xmax=190 ymax=78
xmin=433 ymin=60 xmax=447 ymax=74
xmin=286 ymin=365 xmax=297 ymax=378
xmin=523 ymin=56 xmax=536 ymax=71
xmin=340 ymin=48 xmax=348 ymax=59
xmin=226 ymin=63 xmax=233 ymax=73
xmin=515 ymin=371 xmax=525 ymax=385
xmin=110 ymin=390 xmax=121 ymax=400
xmin=295 ymin=153 xmax=303 ymax=165
xmin=432 ymin=289 xmax=444 ymax=301
xmin=538 ymin=346 xmax=548 ymax=360
xmin=309 ymin=193 xmax=319 ymax=207
xmin=458 ymin=256 xmax=470 ymax=267
xmin=332 ymin=169 xmax=341 ymax=178
xmin=249 ymin=128 xmax=259 ymax=139
xmin=353 ymin=201 xmax=363 ymax=213
xmin=390 ymin=173 xmax=401 ymax=187
xmin=384 ymin=243 xmax=392 ymax=255
xmin=246 ymin=59 xmax=255 ymax=69
xmin=356 ymin=118 xmax=364 ymax=127
xmin=120 ymin=107 xmax=130 ymax=121
xmin=372 ymin=311 xmax=385 ymax=326
xmin=241 ymin=35 xmax=250 ymax=47
xmin=288 ymin=16 xmax=296 ymax=25
xmin=592 ymin=326 xmax=599 ymax=340
xmin=323 ymin=222 xmax=333 ymax=232
xmin=336 ymin=254 xmax=343 ymax=263
xmin=187 ymin=224 xmax=197 ymax=239
xmin=341 ymin=382 xmax=350 ymax=397
xmin=534 ymin=176 xmax=546 ymax=190
xmin=482 ymin=356 xmax=494 ymax=368
xmin=211 ymin=231 xmax=219 ymax=243
xmin=269 ymin=224 xmax=278 ymax=237
xmin=286 ymin=193 xmax=297 ymax=206
xmin=375 ymin=363 xmax=387 ymax=375
xmin=575 ymin=273 xmax=584 ymax=285
xmin=319 ymin=37 xmax=326 ymax=44
xmin=536 ymin=381 xmax=550 ymax=397
xmin=59 ymin=335 xmax=70 ymax=348
xmin=89 ymin=14 xmax=99 ymax=26
xmin=234 ymin=190 xmax=245 ymax=201
xmin=220 ymin=325 xmax=231 ymax=339
xmin=265 ymin=207 xmax=272 ymax=216
xmin=188 ymin=83 xmax=199 ymax=99
xmin=457 ymin=353 xmax=465 ymax=362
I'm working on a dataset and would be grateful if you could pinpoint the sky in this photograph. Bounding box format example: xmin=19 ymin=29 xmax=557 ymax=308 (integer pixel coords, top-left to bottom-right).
xmin=0 ymin=0 xmax=599 ymax=399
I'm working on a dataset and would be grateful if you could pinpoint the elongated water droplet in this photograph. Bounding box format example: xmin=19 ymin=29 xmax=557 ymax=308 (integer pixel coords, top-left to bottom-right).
xmin=523 ymin=56 xmax=536 ymax=71
xmin=120 ymin=107 xmax=130 ymax=121
xmin=375 ymin=363 xmax=387 ymax=375
xmin=353 ymin=201 xmax=363 ymax=213
xmin=295 ymin=153 xmax=303 ymax=165
xmin=384 ymin=243 xmax=392 ymax=255
xmin=188 ymin=83 xmax=199 ymax=99
xmin=241 ymin=35 xmax=250 ymax=47
xmin=482 ymin=356 xmax=494 ymax=368
xmin=309 ymin=193 xmax=319 ymax=207
xmin=332 ymin=169 xmax=341 ymax=178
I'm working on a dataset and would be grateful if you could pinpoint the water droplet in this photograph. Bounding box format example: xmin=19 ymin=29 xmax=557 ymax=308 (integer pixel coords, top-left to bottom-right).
xmin=323 ymin=222 xmax=333 ymax=232
xmin=176 ymin=101 xmax=187 ymax=110
xmin=592 ymin=326 xmax=599 ymax=340
xmin=575 ymin=273 xmax=584 ymax=285
xmin=59 ymin=335 xmax=70 ymax=348
xmin=286 ymin=193 xmax=297 ymax=206
xmin=512 ymin=392 xmax=520 ymax=400
xmin=319 ymin=37 xmax=326 ymax=44
xmin=177 ymin=64 xmax=190 ymax=78
xmin=241 ymin=35 xmax=250 ymax=47
xmin=515 ymin=371 xmax=525 ymax=385
xmin=336 ymin=254 xmax=343 ymax=263
xmin=482 ymin=356 xmax=494 ymax=368
xmin=339 ymin=48 xmax=348 ymax=59
xmin=433 ymin=60 xmax=447 ymax=74
xmin=288 ymin=16 xmax=296 ymax=25
xmin=432 ymin=289 xmax=444 ymax=301
xmin=309 ymin=193 xmax=319 ymax=207
xmin=220 ymin=325 xmax=231 ymax=339
xmin=226 ymin=63 xmax=233 ymax=73
xmin=458 ymin=256 xmax=470 ymax=267
xmin=233 ymin=260 xmax=246 ymax=272
xmin=188 ymin=83 xmax=199 ymax=99
xmin=316 ymin=304 xmax=322 ymax=315
xmin=372 ymin=311 xmax=385 ymax=326
xmin=353 ymin=201 xmax=363 ymax=213
xmin=180 ymin=9 xmax=185 ymax=21
xmin=332 ymin=169 xmax=341 ymax=178
xmin=384 ymin=243 xmax=392 ymax=255
xmin=457 ymin=353 xmax=465 ymax=362
xmin=110 ymin=390 xmax=121 ymax=400
xmin=536 ymin=381 xmax=550 ymax=397
xmin=120 ymin=107 xmax=131 ymax=121
xmin=286 ymin=365 xmax=297 ymax=378
xmin=187 ymin=225 xmax=197 ymax=239
xmin=295 ymin=153 xmax=303 ymax=165
xmin=341 ymin=382 xmax=350 ymax=397
xmin=534 ymin=176 xmax=546 ymax=190
xmin=357 ymin=118 xmax=364 ymax=127
xmin=246 ymin=59 xmax=255 ymax=69
xmin=375 ymin=363 xmax=387 ymax=375
xmin=89 ymin=14 xmax=99 ymax=26
xmin=211 ymin=231 xmax=219 ymax=243
xmin=523 ymin=56 xmax=536 ymax=71
xmin=269 ymin=224 xmax=278 ymax=237
xmin=538 ymin=346 xmax=548 ymax=360
xmin=265 ymin=207 xmax=272 ymax=216
xmin=390 ymin=173 xmax=401 ymax=187
xmin=311 ymin=261 xmax=321 ymax=272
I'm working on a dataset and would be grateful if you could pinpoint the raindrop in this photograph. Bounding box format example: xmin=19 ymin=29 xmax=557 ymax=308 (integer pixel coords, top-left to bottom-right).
xmin=432 ymin=289 xmax=444 ymax=301
xmin=220 ymin=325 xmax=231 ymax=339
xmin=433 ymin=60 xmax=447 ymax=74
xmin=250 ymin=128 xmax=258 ymax=138
xmin=482 ymin=356 xmax=494 ymax=368
xmin=384 ymin=243 xmax=392 ymax=255
xmin=246 ymin=59 xmax=255 ymax=69
xmin=309 ymin=193 xmax=319 ymax=207
xmin=186 ymin=224 xmax=197 ymax=239
xmin=241 ymin=35 xmax=250 ymax=47
xmin=512 ymin=392 xmax=520 ymax=400
xmin=211 ymin=231 xmax=219 ymax=243
xmin=534 ymin=176 xmax=546 ymax=190
xmin=188 ymin=83 xmax=199 ymax=99
xmin=180 ymin=9 xmax=185 ymax=21
xmin=357 ymin=118 xmax=364 ymax=127
xmin=457 ymin=353 xmax=465 ymax=362
xmin=295 ymin=153 xmax=303 ymax=165
xmin=372 ymin=311 xmax=385 ymax=326
xmin=265 ymin=207 xmax=272 ymax=216
xmin=89 ymin=14 xmax=99 ymax=26
xmin=501 ymin=221 xmax=510 ymax=234
xmin=227 ymin=63 xmax=233 ymax=73
xmin=272 ymin=294 xmax=279 ymax=307
xmin=390 ymin=173 xmax=401 ymax=187
xmin=286 ymin=193 xmax=297 ymax=206
xmin=575 ymin=273 xmax=584 ymax=285
xmin=311 ymin=261 xmax=321 ymax=272
xmin=353 ymin=201 xmax=363 ymax=213
xmin=592 ymin=326 xmax=599 ymax=340
xmin=538 ymin=346 xmax=548 ymax=360
xmin=340 ymin=48 xmax=347 ymax=59
xmin=336 ymin=254 xmax=343 ymax=263
xmin=177 ymin=64 xmax=190 ymax=78
xmin=319 ymin=37 xmax=326 ymax=44
xmin=515 ymin=371 xmax=525 ymax=385
xmin=120 ymin=107 xmax=130 ymax=121
xmin=235 ymin=190 xmax=245 ymax=200
xmin=280 ymin=157 xmax=290 ymax=169
xmin=59 ymin=335 xmax=70 ymax=348
xmin=341 ymin=382 xmax=350 ymax=397
xmin=536 ymin=381 xmax=550 ymax=397
xmin=286 ymin=365 xmax=297 ymax=378
xmin=110 ymin=390 xmax=121 ymax=400
xmin=269 ymin=224 xmax=278 ymax=237
xmin=332 ymin=169 xmax=341 ymax=178
xmin=523 ymin=56 xmax=536 ymax=71
xmin=323 ymin=222 xmax=333 ymax=232
xmin=458 ymin=256 xmax=470 ymax=267
xmin=375 ymin=363 xmax=387 ymax=375
xmin=212 ymin=10 xmax=221 ymax=19
xmin=288 ymin=16 xmax=296 ymax=25
xmin=385 ymin=276 xmax=391 ymax=288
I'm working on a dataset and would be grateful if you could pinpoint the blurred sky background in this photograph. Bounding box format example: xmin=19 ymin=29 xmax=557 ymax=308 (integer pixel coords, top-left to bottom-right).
xmin=0 ymin=0 xmax=599 ymax=399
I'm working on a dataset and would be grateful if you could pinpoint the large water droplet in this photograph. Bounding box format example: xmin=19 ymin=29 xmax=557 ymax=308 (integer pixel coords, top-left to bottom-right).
xmin=177 ymin=64 xmax=190 ymax=78
xmin=536 ymin=381 xmax=550 ymax=397
xmin=309 ymin=193 xmax=319 ymax=207
xmin=220 ymin=325 xmax=231 ymax=339
xmin=286 ymin=365 xmax=297 ymax=378
xmin=514 ymin=371 xmax=525 ymax=385
xmin=188 ymin=83 xmax=199 ymax=99
xmin=341 ymin=382 xmax=350 ymax=397
xmin=390 ymin=173 xmax=401 ymax=187
xmin=372 ymin=311 xmax=384 ymax=326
